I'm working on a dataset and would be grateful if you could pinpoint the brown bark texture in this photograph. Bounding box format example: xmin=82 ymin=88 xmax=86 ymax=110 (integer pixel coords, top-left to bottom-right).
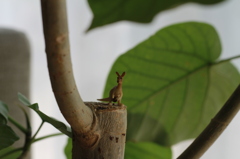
xmin=73 ymin=103 xmax=127 ymax=159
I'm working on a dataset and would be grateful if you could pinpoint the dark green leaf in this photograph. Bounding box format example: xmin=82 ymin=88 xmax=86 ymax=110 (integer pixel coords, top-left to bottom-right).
xmin=0 ymin=125 xmax=19 ymax=150
xmin=103 ymin=22 xmax=240 ymax=145
xmin=0 ymin=101 xmax=8 ymax=124
xmin=28 ymin=104 xmax=72 ymax=138
xmin=64 ymin=138 xmax=72 ymax=159
xmin=125 ymin=141 xmax=171 ymax=159
xmin=87 ymin=0 xmax=225 ymax=30
xmin=18 ymin=92 xmax=31 ymax=106
xmin=0 ymin=147 xmax=22 ymax=159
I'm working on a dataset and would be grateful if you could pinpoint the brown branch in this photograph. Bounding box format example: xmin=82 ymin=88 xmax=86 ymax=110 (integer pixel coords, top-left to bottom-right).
xmin=177 ymin=84 xmax=240 ymax=159
xmin=40 ymin=1 xmax=127 ymax=158
xmin=40 ymin=0 xmax=93 ymax=133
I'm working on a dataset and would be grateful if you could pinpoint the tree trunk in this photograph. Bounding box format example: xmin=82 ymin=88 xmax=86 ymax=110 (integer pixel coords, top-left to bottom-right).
xmin=40 ymin=1 xmax=127 ymax=159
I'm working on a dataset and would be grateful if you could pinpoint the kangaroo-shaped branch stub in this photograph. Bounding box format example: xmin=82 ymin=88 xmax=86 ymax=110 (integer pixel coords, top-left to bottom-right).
xmin=98 ymin=72 xmax=126 ymax=106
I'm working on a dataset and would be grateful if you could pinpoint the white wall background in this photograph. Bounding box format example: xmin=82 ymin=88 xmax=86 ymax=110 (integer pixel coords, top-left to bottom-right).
xmin=0 ymin=0 xmax=240 ymax=158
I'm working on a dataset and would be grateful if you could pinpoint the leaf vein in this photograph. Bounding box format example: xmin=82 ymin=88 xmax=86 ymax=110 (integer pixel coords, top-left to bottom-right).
xmin=128 ymin=64 xmax=209 ymax=111
xmin=126 ymin=54 xmax=189 ymax=72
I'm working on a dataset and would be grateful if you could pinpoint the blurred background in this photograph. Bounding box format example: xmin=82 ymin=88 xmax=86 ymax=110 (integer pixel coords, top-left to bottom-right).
xmin=0 ymin=0 xmax=240 ymax=158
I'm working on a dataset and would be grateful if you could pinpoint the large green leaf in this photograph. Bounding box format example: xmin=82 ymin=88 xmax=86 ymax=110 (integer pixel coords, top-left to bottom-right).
xmin=18 ymin=93 xmax=72 ymax=138
xmin=87 ymin=0 xmax=225 ymax=30
xmin=0 ymin=101 xmax=9 ymax=124
xmin=103 ymin=22 xmax=240 ymax=146
xmin=0 ymin=125 xmax=19 ymax=150
xmin=0 ymin=147 xmax=22 ymax=159
xmin=125 ymin=141 xmax=171 ymax=159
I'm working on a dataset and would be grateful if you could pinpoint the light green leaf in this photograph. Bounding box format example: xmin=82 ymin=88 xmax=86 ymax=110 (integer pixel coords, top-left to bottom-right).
xmin=125 ymin=141 xmax=171 ymax=159
xmin=18 ymin=92 xmax=31 ymax=106
xmin=0 ymin=147 xmax=22 ymax=159
xmin=87 ymin=0 xmax=225 ymax=30
xmin=28 ymin=104 xmax=72 ymax=138
xmin=0 ymin=125 xmax=19 ymax=150
xmin=64 ymin=138 xmax=72 ymax=159
xmin=103 ymin=22 xmax=240 ymax=145
xmin=0 ymin=101 xmax=8 ymax=124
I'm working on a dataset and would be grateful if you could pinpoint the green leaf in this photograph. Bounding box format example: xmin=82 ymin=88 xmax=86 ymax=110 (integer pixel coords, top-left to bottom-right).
xmin=87 ymin=0 xmax=225 ymax=30
xmin=0 ymin=125 xmax=19 ymax=150
xmin=18 ymin=93 xmax=72 ymax=138
xmin=103 ymin=22 xmax=240 ymax=146
xmin=0 ymin=102 xmax=20 ymax=151
xmin=64 ymin=138 xmax=72 ymax=159
xmin=18 ymin=92 xmax=31 ymax=106
xmin=28 ymin=104 xmax=72 ymax=138
xmin=0 ymin=101 xmax=9 ymax=124
xmin=125 ymin=141 xmax=171 ymax=159
xmin=0 ymin=147 xmax=22 ymax=159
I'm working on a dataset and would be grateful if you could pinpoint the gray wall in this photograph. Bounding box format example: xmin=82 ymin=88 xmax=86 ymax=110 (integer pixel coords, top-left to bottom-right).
xmin=0 ymin=28 xmax=30 ymax=158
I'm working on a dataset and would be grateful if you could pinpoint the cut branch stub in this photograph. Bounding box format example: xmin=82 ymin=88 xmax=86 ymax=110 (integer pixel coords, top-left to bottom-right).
xmin=72 ymin=102 xmax=127 ymax=159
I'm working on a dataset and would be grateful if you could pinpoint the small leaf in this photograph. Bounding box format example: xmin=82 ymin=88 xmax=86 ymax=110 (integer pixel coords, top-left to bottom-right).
xmin=0 ymin=125 xmax=19 ymax=150
xmin=0 ymin=101 xmax=9 ymax=124
xmin=87 ymin=0 xmax=225 ymax=30
xmin=64 ymin=138 xmax=72 ymax=159
xmin=103 ymin=22 xmax=240 ymax=146
xmin=18 ymin=92 xmax=31 ymax=106
xmin=29 ymin=104 xmax=72 ymax=138
xmin=17 ymin=93 xmax=72 ymax=138
xmin=125 ymin=141 xmax=171 ymax=159
xmin=0 ymin=147 xmax=22 ymax=159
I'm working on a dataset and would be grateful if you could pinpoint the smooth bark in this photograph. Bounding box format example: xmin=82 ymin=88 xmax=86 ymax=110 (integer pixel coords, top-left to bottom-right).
xmin=40 ymin=1 xmax=127 ymax=159
xmin=41 ymin=0 xmax=93 ymax=134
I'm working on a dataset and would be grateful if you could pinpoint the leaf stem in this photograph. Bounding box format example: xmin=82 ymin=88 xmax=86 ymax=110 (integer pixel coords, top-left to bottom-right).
xmin=215 ymin=54 xmax=240 ymax=64
xmin=33 ymin=133 xmax=63 ymax=143
xmin=177 ymin=84 xmax=240 ymax=159
xmin=32 ymin=121 xmax=44 ymax=140
xmin=8 ymin=116 xmax=27 ymax=134
xmin=20 ymin=106 xmax=32 ymax=131
xmin=17 ymin=121 xmax=44 ymax=159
